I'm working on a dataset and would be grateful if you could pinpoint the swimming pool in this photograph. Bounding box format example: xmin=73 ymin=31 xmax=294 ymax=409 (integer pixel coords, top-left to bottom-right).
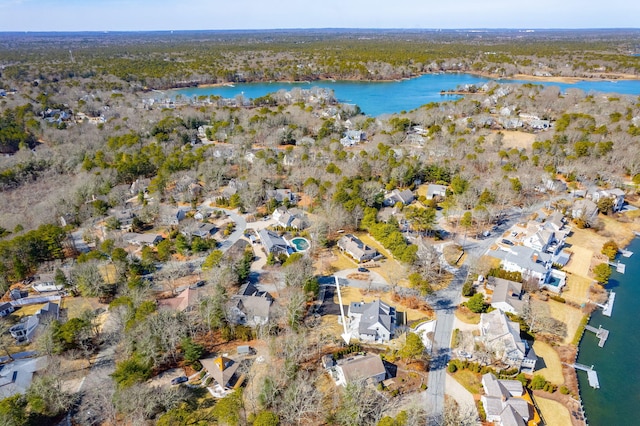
xmin=290 ymin=237 xmax=310 ymax=252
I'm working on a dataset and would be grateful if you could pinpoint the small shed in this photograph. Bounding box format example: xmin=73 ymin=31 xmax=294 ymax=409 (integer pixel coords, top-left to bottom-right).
xmin=237 ymin=345 xmax=253 ymax=356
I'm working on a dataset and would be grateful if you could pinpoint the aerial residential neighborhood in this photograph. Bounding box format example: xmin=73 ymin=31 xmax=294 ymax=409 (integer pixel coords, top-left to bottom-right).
xmin=1 ymin=25 xmax=640 ymax=426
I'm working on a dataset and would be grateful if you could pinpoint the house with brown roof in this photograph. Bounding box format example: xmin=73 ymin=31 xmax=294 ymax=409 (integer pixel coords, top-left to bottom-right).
xmin=201 ymin=356 xmax=241 ymax=391
xmin=158 ymin=287 xmax=199 ymax=312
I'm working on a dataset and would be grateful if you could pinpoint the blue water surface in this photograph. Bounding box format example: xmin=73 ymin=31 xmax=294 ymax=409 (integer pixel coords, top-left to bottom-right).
xmin=170 ymin=73 xmax=640 ymax=117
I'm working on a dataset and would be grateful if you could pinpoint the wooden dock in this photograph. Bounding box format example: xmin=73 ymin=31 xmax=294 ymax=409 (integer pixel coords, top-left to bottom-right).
xmin=620 ymin=249 xmax=633 ymax=258
xmin=602 ymin=291 xmax=615 ymax=317
xmin=584 ymin=324 xmax=609 ymax=347
xmin=568 ymin=363 xmax=600 ymax=389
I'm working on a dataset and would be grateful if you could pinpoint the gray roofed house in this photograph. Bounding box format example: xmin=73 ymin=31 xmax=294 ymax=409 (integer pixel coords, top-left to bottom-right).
xmin=10 ymin=302 xmax=59 ymax=342
xmin=333 ymin=353 xmax=387 ymax=386
xmin=0 ymin=302 xmax=15 ymax=318
xmin=588 ymin=187 xmax=626 ymax=212
xmin=257 ymin=229 xmax=289 ymax=256
xmin=184 ymin=222 xmax=217 ymax=239
xmin=481 ymin=373 xmax=532 ymax=426
xmin=228 ymin=283 xmax=273 ymax=326
xmin=0 ymin=357 xmax=49 ymax=399
xmin=426 ymin=184 xmax=448 ymax=200
xmin=478 ymin=310 xmax=537 ymax=372
xmin=488 ymin=277 xmax=526 ymax=315
xmin=124 ymin=232 xmax=164 ymax=247
xmin=383 ymin=189 xmax=415 ymax=207
xmin=266 ymin=188 xmax=296 ymax=204
xmin=571 ymin=198 xmax=598 ymax=224
xmin=337 ymin=234 xmax=377 ymax=263
xmin=160 ymin=206 xmax=188 ymax=226
xmin=340 ymin=130 xmax=366 ymax=147
xmin=347 ymin=299 xmax=397 ymax=343
xmin=272 ymin=206 xmax=308 ymax=230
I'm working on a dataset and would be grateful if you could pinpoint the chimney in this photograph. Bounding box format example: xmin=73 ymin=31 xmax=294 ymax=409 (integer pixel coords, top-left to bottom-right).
xmin=532 ymin=253 xmax=538 ymax=263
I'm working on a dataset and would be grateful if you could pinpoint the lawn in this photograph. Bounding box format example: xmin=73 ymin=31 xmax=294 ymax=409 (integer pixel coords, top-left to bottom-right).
xmin=561 ymin=273 xmax=592 ymax=306
xmin=11 ymin=303 xmax=44 ymax=318
xmin=532 ymin=341 xmax=564 ymax=385
xmin=62 ymin=297 xmax=105 ymax=319
xmin=563 ymin=245 xmax=593 ymax=278
xmin=533 ymin=395 xmax=572 ymax=426
xmin=547 ymin=299 xmax=584 ymax=345
xmin=330 ymin=251 xmax=358 ymax=271
xmin=450 ymin=370 xmax=483 ymax=395
xmin=454 ymin=306 xmax=481 ymax=325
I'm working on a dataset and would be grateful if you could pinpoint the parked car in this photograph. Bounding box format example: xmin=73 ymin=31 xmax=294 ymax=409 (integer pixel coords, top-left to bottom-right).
xmin=501 ymin=239 xmax=514 ymax=246
xmin=357 ymin=267 xmax=369 ymax=273
xmin=194 ymin=280 xmax=206 ymax=287
xmin=171 ymin=376 xmax=188 ymax=385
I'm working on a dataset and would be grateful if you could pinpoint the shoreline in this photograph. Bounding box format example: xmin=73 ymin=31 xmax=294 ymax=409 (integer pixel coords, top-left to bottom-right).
xmin=174 ymin=71 xmax=640 ymax=92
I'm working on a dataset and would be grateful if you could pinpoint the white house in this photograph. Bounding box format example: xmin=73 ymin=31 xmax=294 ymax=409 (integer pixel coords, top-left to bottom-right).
xmin=481 ymin=373 xmax=532 ymax=425
xmin=426 ymin=184 xmax=448 ymax=200
xmin=337 ymin=234 xmax=377 ymax=263
xmin=478 ymin=310 xmax=537 ymax=372
xmin=488 ymin=277 xmax=526 ymax=315
xmin=347 ymin=299 xmax=397 ymax=343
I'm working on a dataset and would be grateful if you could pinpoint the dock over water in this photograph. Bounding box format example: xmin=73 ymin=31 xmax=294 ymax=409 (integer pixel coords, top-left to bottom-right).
xmin=568 ymin=363 xmax=600 ymax=389
xmin=602 ymin=291 xmax=615 ymax=317
xmin=584 ymin=324 xmax=609 ymax=347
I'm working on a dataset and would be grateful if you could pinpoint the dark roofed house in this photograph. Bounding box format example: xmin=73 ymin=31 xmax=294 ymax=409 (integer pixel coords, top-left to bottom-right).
xmin=258 ymin=229 xmax=289 ymax=256
xmin=266 ymin=188 xmax=297 ymax=204
xmin=0 ymin=302 xmax=15 ymax=318
xmin=347 ymin=299 xmax=397 ymax=343
xmin=228 ymin=283 xmax=273 ymax=327
xmin=337 ymin=234 xmax=377 ymax=263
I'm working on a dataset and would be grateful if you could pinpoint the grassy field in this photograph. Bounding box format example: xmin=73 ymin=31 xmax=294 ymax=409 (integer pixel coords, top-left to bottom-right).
xmin=562 ymin=273 xmax=592 ymax=306
xmin=563 ymin=245 xmax=593 ymax=278
xmin=454 ymin=306 xmax=481 ymax=325
xmin=547 ymin=299 xmax=584 ymax=345
xmin=532 ymin=341 xmax=564 ymax=385
xmin=450 ymin=370 xmax=483 ymax=395
xmin=11 ymin=303 xmax=45 ymax=317
xmin=62 ymin=297 xmax=104 ymax=319
xmin=533 ymin=395 xmax=572 ymax=426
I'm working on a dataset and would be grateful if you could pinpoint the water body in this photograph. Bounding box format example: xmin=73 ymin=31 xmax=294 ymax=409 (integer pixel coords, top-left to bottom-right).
xmin=576 ymin=237 xmax=640 ymax=424
xmin=171 ymin=73 xmax=640 ymax=116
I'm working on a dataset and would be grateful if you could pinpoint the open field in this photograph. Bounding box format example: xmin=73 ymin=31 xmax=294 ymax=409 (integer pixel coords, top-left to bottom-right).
xmin=489 ymin=130 xmax=538 ymax=150
xmin=533 ymin=395 xmax=572 ymax=426
xmin=563 ymin=245 xmax=593 ymax=278
xmin=561 ymin=274 xmax=592 ymax=306
xmin=11 ymin=303 xmax=45 ymax=317
xmin=62 ymin=297 xmax=105 ymax=319
xmin=547 ymin=300 xmax=583 ymax=345
xmin=532 ymin=341 xmax=564 ymax=384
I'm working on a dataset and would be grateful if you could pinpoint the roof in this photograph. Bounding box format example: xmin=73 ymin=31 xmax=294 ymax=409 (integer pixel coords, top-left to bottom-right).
xmin=479 ymin=310 xmax=526 ymax=361
xmin=158 ymin=287 xmax=198 ymax=312
xmin=337 ymin=354 xmax=385 ymax=384
xmin=426 ymin=184 xmax=448 ymax=198
xmin=490 ymin=277 xmax=524 ymax=313
xmin=258 ymin=229 xmax=288 ymax=253
xmin=488 ymin=245 xmax=550 ymax=276
xmin=201 ymin=356 xmax=240 ymax=388
xmin=349 ymin=299 xmax=395 ymax=337
xmin=338 ymin=234 xmax=376 ymax=260
xmin=232 ymin=296 xmax=271 ymax=321
xmin=0 ymin=357 xmax=48 ymax=398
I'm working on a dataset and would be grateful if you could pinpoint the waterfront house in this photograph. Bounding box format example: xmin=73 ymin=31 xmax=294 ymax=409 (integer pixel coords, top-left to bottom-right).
xmin=347 ymin=299 xmax=397 ymax=343
xmin=481 ymin=373 xmax=532 ymax=425
xmin=571 ymin=199 xmax=598 ymax=224
xmin=478 ymin=310 xmax=537 ymax=372
xmin=587 ymin=188 xmax=626 ymax=212
xmin=332 ymin=353 xmax=387 ymax=387
xmin=337 ymin=234 xmax=377 ymax=263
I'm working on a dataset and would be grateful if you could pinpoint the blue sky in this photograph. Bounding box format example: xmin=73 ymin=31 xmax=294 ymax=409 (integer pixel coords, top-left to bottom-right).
xmin=1 ymin=0 xmax=639 ymax=31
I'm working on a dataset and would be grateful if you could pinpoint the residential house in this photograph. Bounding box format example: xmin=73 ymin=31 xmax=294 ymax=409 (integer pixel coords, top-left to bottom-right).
xmin=481 ymin=373 xmax=533 ymax=426
xmin=194 ymin=208 xmax=213 ymax=221
xmin=347 ymin=299 xmax=397 ymax=343
xmin=257 ymin=229 xmax=290 ymax=256
xmin=0 ymin=302 xmax=15 ymax=318
xmin=488 ymin=277 xmax=526 ymax=315
xmin=158 ymin=287 xmax=198 ymax=312
xmin=337 ymin=234 xmax=377 ymax=263
xmin=129 ymin=178 xmax=151 ymax=195
xmin=201 ymin=356 xmax=241 ymax=391
xmin=0 ymin=357 xmax=49 ymax=399
xmin=10 ymin=302 xmax=59 ymax=342
xmin=266 ymin=188 xmax=297 ymax=204
xmin=160 ymin=206 xmax=188 ymax=226
xmin=478 ymin=310 xmax=537 ymax=372
xmin=383 ymin=189 xmax=415 ymax=207
xmin=426 ymin=184 xmax=448 ymax=200
xmin=340 ymin=130 xmax=366 ymax=147
xmin=228 ymin=283 xmax=273 ymax=327
xmin=183 ymin=222 xmax=217 ymax=239
xmin=546 ymin=211 xmax=566 ymax=233
xmin=108 ymin=207 xmax=136 ymax=232
xmin=124 ymin=233 xmax=164 ymax=247
xmin=272 ymin=206 xmax=307 ymax=230
xmin=332 ymin=353 xmax=387 ymax=387
xmin=543 ymin=178 xmax=567 ymax=193
xmin=488 ymin=245 xmax=566 ymax=291
xmin=571 ymin=199 xmax=598 ymax=224
xmin=588 ymin=188 xmax=626 ymax=212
